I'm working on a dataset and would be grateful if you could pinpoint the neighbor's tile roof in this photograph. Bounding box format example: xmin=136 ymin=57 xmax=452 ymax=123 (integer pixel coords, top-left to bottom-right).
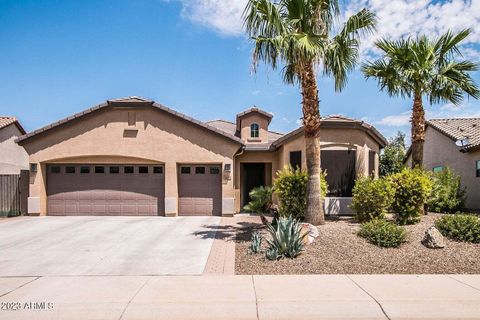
xmin=0 ymin=116 xmax=26 ymax=134
xmin=428 ymin=118 xmax=480 ymax=151
xmin=0 ymin=116 xmax=17 ymax=129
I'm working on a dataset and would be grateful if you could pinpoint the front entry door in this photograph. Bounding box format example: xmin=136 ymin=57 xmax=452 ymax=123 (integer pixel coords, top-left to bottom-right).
xmin=241 ymin=163 xmax=266 ymax=208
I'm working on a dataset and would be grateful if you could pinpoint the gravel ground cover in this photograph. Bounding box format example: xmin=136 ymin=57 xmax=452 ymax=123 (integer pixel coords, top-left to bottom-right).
xmin=235 ymin=214 xmax=480 ymax=274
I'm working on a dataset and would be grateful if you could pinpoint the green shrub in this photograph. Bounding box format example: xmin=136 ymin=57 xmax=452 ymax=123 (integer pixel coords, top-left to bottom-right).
xmin=265 ymin=216 xmax=306 ymax=260
xmin=274 ymin=166 xmax=327 ymax=219
xmin=351 ymin=176 xmax=394 ymax=222
xmin=435 ymin=214 xmax=480 ymax=243
xmin=358 ymin=219 xmax=407 ymax=248
xmin=427 ymin=167 xmax=466 ymax=213
xmin=248 ymin=231 xmax=263 ymax=254
xmin=389 ymin=168 xmax=433 ymax=225
xmin=243 ymin=186 xmax=273 ymax=214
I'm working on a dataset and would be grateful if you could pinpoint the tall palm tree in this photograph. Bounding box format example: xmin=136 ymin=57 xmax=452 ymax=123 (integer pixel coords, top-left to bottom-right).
xmin=243 ymin=0 xmax=376 ymax=225
xmin=362 ymin=30 xmax=479 ymax=168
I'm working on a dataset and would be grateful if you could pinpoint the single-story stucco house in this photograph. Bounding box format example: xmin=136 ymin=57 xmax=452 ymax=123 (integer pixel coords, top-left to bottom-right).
xmin=405 ymin=117 xmax=480 ymax=210
xmin=16 ymin=97 xmax=387 ymax=217
xmin=0 ymin=116 xmax=28 ymax=174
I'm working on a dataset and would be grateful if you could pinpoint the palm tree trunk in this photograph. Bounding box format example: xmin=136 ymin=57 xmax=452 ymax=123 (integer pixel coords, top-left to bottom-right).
xmin=300 ymin=62 xmax=325 ymax=225
xmin=411 ymin=92 xmax=425 ymax=168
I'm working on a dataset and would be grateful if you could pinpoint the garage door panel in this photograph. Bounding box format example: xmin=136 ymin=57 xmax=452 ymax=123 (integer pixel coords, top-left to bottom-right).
xmin=47 ymin=164 xmax=165 ymax=216
xmin=178 ymin=165 xmax=222 ymax=216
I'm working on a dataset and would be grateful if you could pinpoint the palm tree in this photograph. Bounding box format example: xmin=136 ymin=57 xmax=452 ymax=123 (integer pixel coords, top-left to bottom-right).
xmin=243 ymin=0 xmax=376 ymax=225
xmin=362 ymin=30 xmax=479 ymax=168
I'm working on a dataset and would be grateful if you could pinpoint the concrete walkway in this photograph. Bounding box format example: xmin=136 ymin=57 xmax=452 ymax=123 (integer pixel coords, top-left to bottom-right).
xmin=1 ymin=274 xmax=479 ymax=319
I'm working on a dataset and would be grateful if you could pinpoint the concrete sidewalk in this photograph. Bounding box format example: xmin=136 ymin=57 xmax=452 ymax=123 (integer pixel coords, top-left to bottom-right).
xmin=0 ymin=274 xmax=479 ymax=319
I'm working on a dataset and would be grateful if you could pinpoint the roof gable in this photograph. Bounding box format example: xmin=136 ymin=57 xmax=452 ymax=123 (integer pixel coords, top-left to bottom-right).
xmin=16 ymin=97 xmax=243 ymax=144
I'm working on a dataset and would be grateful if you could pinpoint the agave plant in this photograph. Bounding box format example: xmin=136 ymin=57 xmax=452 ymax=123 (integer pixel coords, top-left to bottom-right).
xmin=248 ymin=231 xmax=263 ymax=254
xmin=265 ymin=216 xmax=307 ymax=260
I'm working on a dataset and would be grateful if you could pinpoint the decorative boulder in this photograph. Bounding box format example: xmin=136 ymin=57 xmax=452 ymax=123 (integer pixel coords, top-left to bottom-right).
xmin=300 ymin=223 xmax=319 ymax=245
xmin=422 ymin=226 xmax=445 ymax=249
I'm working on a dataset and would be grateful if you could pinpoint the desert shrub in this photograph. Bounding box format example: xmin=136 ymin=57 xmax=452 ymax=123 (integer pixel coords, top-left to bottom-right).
xmin=427 ymin=167 xmax=466 ymax=213
xmin=358 ymin=219 xmax=407 ymax=248
xmin=351 ymin=176 xmax=394 ymax=222
xmin=265 ymin=216 xmax=306 ymax=260
xmin=248 ymin=231 xmax=263 ymax=254
xmin=435 ymin=214 xmax=480 ymax=243
xmin=274 ymin=166 xmax=327 ymax=219
xmin=243 ymin=186 xmax=273 ymax=214
xmin=389 ymin=168 xmax=433 ymax=225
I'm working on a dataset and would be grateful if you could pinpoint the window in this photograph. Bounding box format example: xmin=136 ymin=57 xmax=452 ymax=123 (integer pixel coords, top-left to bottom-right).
xmin=139 ymin=166 xmax=149 ymax=174
xmin=181 ymin=166 xmax=191 ymax=174
xmin=80 ymin=166 xmax=90 ymax=174
xmin=289 ymin=151 xmax=302 ymax=169
xmin=433 ymin=166 xmax=444 ymax=173
xmin=210 ymin=166 xmax=220 ymax=174
xmin=476 ymin=160 xmax=480 ymax=178
xmin=50 ymin=166 xmax=61 ymax=174
xmin=250 ymin=123 xmax=259 ymax=138
xmin=95 ymin=166 xmax=105 ymax=174
xmin=65 ymin=166 xmax=76 ymax=174
xmin=109 ymin=166 xmax=120 ymax=174
xmin=195 ymin=167 xmax=205 ymax=174
xmin=153 ymin=166 xmax=163 ymax=174
xmin=124 ymin=166 xmax=134 ymax=174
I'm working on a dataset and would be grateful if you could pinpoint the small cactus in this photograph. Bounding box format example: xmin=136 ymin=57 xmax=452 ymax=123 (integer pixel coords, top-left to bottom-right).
xmin=248 ymin=231 xmax=262 ymax=254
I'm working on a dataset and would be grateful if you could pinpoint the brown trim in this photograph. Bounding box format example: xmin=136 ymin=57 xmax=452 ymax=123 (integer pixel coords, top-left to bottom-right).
xmin=16 ymin=97 xmax=243 ymax=144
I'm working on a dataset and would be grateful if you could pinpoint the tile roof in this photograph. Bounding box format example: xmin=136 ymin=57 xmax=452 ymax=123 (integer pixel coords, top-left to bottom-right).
xmin=0 ymin=116 xmax=26 ymax=134
xmin=206 ymin=119 xmax=283 ymax=146
xmin=16 ymin=97 xmax=243 ymax=144
xmin=428 ymin=118 xmax=480 ymax=151
xmin=236 ymin=107 xmax=273 ymax=120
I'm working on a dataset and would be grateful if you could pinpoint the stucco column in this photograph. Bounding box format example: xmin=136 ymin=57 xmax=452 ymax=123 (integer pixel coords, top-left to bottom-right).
xmin=222 ymin=161 xmax=235 ymax=217
xmin=28 ymin=162 xmax=46 ymax=216
xmin=164 ymin=162 xmax=178 ymax=217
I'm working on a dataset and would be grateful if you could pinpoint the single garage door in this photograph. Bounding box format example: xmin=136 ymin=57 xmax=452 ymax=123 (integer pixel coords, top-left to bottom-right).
xmin=47 ymin=164 xmax=165 ymax=216
xmin=178 ymin=165 xmax=222 ymax=216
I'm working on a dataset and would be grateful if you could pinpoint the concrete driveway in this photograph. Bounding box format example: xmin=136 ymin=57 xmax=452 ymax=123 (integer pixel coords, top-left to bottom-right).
xmin=0 ymin=216 xmax=220 ymax=276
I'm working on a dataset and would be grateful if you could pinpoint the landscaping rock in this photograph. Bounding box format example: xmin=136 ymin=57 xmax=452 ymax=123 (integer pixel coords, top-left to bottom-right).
xmin=301 ymin=223 xmax=319 ymax=244
xmin=422 ymin=226 xmax=445 ymax=249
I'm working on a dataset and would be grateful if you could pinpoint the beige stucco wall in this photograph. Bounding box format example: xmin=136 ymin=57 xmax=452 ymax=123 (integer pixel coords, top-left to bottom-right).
xmin=278 ymin=128 xmax=380 ymax=178
xmin=239 ymin=113 xmax=270 ymax=143
xmin=421 ymin=127 xmax=480 ymax=209
xmin=20 ymin=106 xmax=241 ymax=216
xmin=233 ymin=150 xmax=280 ymax=212
xmin=234 ymin=127 xmax=381 ymax=212
xmin=0 ymin=124 xmax=29 ymax=174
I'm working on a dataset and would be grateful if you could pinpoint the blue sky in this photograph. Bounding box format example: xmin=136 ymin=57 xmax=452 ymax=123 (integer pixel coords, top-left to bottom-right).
xmin=1 ymin=0 xmax=479 ymax=141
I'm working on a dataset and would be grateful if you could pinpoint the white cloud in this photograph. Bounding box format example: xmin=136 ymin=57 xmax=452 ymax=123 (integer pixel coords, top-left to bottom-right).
xmin=376 ymin=112 xmax=411 ymax=126
xmin=428 ymin=101 xmax=480 ymax=118
xmin=167 ymin=1 xmax=480 ymax=57
xmin=168 ymin=0 xmax=247 ymax=36
xmin=345 ymin=0 xmax=480 ymax=58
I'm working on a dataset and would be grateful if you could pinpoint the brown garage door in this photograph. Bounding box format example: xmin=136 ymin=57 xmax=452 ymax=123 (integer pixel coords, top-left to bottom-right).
xmin=47 ymin=164 xmax=165 ymax=216
xmin=178 ymin=165 xmax=222 ymax=216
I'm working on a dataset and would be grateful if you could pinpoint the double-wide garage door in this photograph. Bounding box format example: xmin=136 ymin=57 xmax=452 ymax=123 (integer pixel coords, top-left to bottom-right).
xmin=47 ymin=164 xmax=165 ymax=216
xmin=178 ymin=165 xmax=222 ymax=216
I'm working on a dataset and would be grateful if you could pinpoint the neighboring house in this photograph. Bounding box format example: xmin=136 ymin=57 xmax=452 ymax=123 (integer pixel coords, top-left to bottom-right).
xmin=16 ymin=97 xmax=386 ymax=217
xmin=405 ymin=118 xmax=480 ymax=210
xmin=0 ymin=117 xmax=28 ymax=174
